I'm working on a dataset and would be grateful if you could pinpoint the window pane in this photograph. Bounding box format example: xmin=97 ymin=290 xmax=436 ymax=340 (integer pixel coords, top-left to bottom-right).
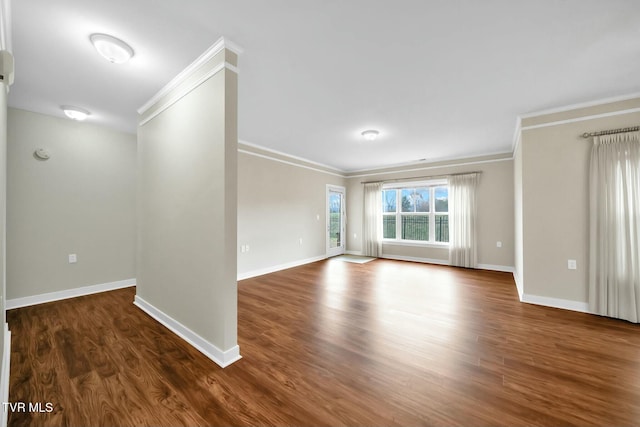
xmin=382 ymin=190 xmax=397 ymax=213
xmin=415 ymin=188 xmax=430 ymax=212
xmin=401 ymin=188 xmax=429 ymax=212
xmin=435 ymin=187 xmax=448 ymax=212
xmin=401 ymin=189 xmax=414 ymax=212
xmin=401 ymin=215 xmax=428 ymax=241
xmin=435 ymin=214 xmax=449 ymax=242
xmin=329 ymin=193 xmax=342 ymax=248
xmin=383 ymin=215 xmax=396 ymax=238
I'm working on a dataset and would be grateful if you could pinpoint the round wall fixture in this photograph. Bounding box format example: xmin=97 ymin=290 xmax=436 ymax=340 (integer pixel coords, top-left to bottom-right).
xmin=34 ymin=148 xmax=50 ymax=160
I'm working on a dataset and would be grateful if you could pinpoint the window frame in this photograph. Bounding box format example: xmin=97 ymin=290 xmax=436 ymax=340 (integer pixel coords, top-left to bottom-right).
xmin=381 ymin=179 xmax=449 ymax=247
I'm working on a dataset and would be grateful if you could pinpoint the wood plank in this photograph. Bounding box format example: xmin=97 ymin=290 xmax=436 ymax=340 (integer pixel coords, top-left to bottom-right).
xmin=7 ymin=258 xmax=640 ymax=426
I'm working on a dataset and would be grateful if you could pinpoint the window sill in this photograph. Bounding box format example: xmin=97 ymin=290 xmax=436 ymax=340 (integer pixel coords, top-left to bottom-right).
xmin=382 ymin=240 xmax=449 ymax=249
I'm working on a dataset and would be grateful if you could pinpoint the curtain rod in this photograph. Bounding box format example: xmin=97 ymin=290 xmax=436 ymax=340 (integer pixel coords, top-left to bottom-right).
xmin=361 ymin=171 xmax=481 ymax=185
xmin=581 ymin=126 xmax=640 ymax=138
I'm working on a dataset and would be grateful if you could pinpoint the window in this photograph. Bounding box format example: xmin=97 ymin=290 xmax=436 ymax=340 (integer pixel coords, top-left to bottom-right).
xmin=382 ymin=182 xmax=449 ymax=244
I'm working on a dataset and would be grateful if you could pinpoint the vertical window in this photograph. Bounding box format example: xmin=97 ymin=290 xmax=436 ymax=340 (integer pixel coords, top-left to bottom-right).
xmin=382 ymin=189 xmax=397 ymax=239
xmin=401 ymin=187 xmax=429 ymax=241
xmin=434 ymin=186 xmax=449 ymax=243
xmin=382 ymin=183 xmax=448 ymax=244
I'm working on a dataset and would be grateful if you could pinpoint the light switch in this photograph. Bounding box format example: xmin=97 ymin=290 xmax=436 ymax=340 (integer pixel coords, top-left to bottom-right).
xmin=568 ymin=259 xmax=577 ymax=270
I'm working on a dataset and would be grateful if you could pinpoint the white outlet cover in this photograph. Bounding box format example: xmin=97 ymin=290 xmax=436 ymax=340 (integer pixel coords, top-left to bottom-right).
xmin=68 ymin=254 xmax=77 ymax=263
xmin=568 ymin=259 xmax=577 ymax=270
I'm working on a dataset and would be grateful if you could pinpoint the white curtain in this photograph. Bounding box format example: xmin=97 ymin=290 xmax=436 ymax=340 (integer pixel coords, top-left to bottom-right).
xmin=363 ymin=182 xmax=383 ymax=257
xmin=448 ymin=173 xmax=479 ymax=268
xmin=588 ymin=131 xmax=640 ymax=322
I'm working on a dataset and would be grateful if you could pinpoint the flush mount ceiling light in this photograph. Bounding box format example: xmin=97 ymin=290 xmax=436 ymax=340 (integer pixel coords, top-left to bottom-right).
xmin=61 ymin=105 xmax=90 ymax=121
xmin=361 ymin=129 xmax=380 ymax=141
xmin=90 ymin=33 xmax=134 ymax=64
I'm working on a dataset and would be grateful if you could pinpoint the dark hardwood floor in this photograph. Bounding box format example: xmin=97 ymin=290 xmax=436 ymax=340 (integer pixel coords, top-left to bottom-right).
xmin=7 ymin=258 xmax=640 ymax=426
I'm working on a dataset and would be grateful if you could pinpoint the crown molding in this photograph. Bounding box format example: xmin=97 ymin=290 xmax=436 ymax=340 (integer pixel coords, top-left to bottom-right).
xmin=511 ymin=92 xmax=640 ymax=157
xmin=238 ymin=148 xmax=345 ymax=178
xmin=238 ymin=139 xmax=345 ymax=173
xmin=239 ymin=138 xmax=515 ymax=179
xmin=219 ymin=38 xmax=244 ymax=56
xmin=0 ymin=0 xmax=11 ymax=52
xmin=520 ymin=92 xmax=640 ymax=119
xmin=345 ymin=151 xmax=513 ymax=178
xmin=138 ymin=36 xmax=242 ymax=115
xmin=346 ymin=155 xmax=513 ymax=179
xmin=520 ymin=107 xmax=640 ymax=132
xmin=138 ymin=60 xmax=232 ymax=127
xmin=511 ymin=117 xmax=522 ymax=157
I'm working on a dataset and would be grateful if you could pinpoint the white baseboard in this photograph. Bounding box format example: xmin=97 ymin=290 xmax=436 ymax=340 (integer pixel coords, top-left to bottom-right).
xmin=513 ymin=271 xmax=524 ymax=300
xmin=238 ymin=254 xmax=514 ymax=278
xmin=133 ymin=296 xmax=241 ymax=368
xmin=1 ymin=323 xmax=11 ymax=427
xmin=237 ymin=255 xmax=327 ymax=280
xmin=6 ymin=278 xmax=136 ymax=309
xmin=381 ymin=255 xmax=515 ymax=274
xmin=381 ymin=254 xmax=450 ymax=265
xmin=477 ymin=264 xmax=515 ymax=273
xmin=521 ymin=293 xmax=590 ymax=314
xmin=345 ymin=250 xmax=364 ymax=256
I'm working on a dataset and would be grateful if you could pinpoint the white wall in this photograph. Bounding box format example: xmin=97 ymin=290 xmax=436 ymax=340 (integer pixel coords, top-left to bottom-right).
xmin=136 ymin=47 xmax=239 ymax=364
xmin=237 ymin=143 xmax=345 ymax=277
xmin=236 ymin=145 xmax=516 ymax=278
xmin=0 ymin=71 xmax=8 ymax=416
xmin=345 ymin=154 xmax=515 ymax=269
xmin=513 ymin=138 xmax=523 ymax=297
xmin=6 ymin=108 xmax=136 ymax=300
xmin=517 ymin=98 xmax=640 ymax=306
xmin=1 ymin=4 xmax=13 ymax=417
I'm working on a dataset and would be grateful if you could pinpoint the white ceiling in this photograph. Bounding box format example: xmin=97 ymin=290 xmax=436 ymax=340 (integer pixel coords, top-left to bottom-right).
xmin=8 ymin=0 xmax=640 ymax=171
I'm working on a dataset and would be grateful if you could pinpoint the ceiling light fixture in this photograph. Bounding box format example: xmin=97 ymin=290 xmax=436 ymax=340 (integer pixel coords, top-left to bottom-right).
xmin=61 ymin=105 xmax=90 ymax=121
xmin=361 ymin=129 xmax=380 ymax=141
xmin=90 ymin=33 xmax=134 ymax=64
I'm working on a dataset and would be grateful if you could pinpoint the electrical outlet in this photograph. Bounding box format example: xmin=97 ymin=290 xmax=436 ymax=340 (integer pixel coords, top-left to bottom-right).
xmin=299 ymin=238 xmax=303 ymax=245
xmin=568 ymin=259 xmax=577 ymax=270
xmin=68 ymin=254 xmax=77 ymax=264
xmin=496 ymin=241 xmax=502 ymax=248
